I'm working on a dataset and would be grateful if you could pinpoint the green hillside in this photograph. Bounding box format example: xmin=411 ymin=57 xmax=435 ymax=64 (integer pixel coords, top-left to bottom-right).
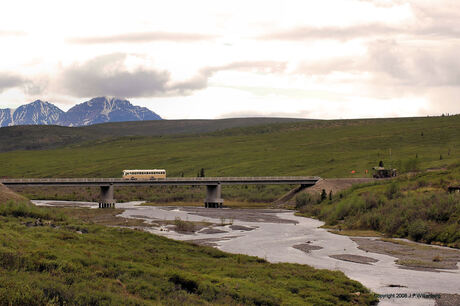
xmin=1 ymin=115 xmax=458 ymax=179
xmin=297 ymin=165 xmax=460 ymax=248
xmin=0 ymin=118 xmax=306 ymax=152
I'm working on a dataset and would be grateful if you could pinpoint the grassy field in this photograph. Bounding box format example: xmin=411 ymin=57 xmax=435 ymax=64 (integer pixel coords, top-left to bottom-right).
xmin=0 ymin=118 xmax=305 ymax=152
xmin=0 ymin=198 xmax=377 ymax=305
xmin=0 ymin=116 xmax=458 ymax=180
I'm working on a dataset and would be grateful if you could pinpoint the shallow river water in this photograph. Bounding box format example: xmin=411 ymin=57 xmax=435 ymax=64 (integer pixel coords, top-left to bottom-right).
xmin=34 ymin=200 xmax=460 ymax=305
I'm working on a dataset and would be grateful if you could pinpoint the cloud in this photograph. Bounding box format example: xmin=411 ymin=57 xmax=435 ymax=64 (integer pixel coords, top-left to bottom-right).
xmin=0 ymin=73 xmax=44 ymax=95
xmin=216 ymin=109 xmax=314 ymax=119
xmin=259 ymin=22 xmax=460 ymax=42
xmin=296 ymin=58 xmax=362 ymax=76
xmin=366 ymin=40 xmax=460 ymax=87
xmin=58 ymin=54 xmax=288 ymax=98
xmin=258 ymin=1 xmax=460 ymax=43
xmin=356 ymin=0 xmax=404 ymax=8
xmin=67 ymin=31 xmax=217 ymax=44
xmin=204 ymin=61 xmax=287 ymax=74
xmin=0 ymin=30 xmax=27 ymax=37
xmin=294 ymin=38 xmax=460 ymax=88
xmin=258 ymin=23 xmax=399 ymax=41
xmin=0 ymin=74 xmax=25 ymax=93
xmin=58 ymin=53 xmax=207 ymax=98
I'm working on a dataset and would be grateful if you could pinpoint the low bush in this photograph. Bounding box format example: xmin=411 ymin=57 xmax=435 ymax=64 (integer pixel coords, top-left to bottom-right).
xmin=299 ymin=167 xmax=460 ymax=247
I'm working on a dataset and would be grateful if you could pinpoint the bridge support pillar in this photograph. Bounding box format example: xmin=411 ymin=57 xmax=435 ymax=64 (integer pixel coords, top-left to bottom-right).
xmin=204 ymin=184 xmax=223 ymax=208
xmin=99 ymin=184 xmax=115 ymax=208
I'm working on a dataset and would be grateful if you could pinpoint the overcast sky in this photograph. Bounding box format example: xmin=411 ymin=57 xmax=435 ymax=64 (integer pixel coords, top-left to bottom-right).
xmin=0 ymin=0 xmax=459 ymax=119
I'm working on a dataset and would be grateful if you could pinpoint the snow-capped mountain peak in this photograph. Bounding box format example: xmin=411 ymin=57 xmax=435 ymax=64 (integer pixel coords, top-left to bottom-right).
xmin=0 ymin=97 xmax=162 ymax=127
xmin=0 ymin=100 xmax=65 ymax=127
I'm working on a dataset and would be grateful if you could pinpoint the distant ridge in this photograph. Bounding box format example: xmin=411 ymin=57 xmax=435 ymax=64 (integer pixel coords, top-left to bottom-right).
xmin=0 ymin=97 xmax=161 ymax=127
xmin=0 ymin=117 xmax=308 ymax=152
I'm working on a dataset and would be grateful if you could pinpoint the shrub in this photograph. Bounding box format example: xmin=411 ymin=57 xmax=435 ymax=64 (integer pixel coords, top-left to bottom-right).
xmin=320 ymin=189 xmax=327 ymax=202
xmin=403 ymin=158 xmax=420 ymax=172
xmin=295 ymin=193 xmax=319 ymax=208
xmin=408 ymin=219 xmax=428 ymax=241
xmin=385 ymin=182 xmax=400 ymax=200
xmin=174 ymin=217 xmax=195 ymax=232
xmin=0 ymin=201 xmax=66 ymax=221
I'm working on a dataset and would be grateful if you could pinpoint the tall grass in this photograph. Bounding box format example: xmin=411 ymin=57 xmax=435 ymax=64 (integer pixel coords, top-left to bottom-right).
xmin=0 ymin=200 xmax=67 ymax=221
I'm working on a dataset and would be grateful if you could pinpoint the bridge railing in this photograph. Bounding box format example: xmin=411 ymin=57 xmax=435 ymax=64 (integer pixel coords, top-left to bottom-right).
xmin=1 ymin=176 xmax=321 ymax=184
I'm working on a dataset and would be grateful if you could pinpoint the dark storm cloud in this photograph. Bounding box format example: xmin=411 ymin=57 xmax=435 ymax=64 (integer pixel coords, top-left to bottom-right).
xmin=67 ymin=31 xmax=217 ymax=44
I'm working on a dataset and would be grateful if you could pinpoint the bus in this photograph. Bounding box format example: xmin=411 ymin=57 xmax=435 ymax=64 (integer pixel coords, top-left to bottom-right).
xmin=122 ymin=169 xmax=166 ymax=180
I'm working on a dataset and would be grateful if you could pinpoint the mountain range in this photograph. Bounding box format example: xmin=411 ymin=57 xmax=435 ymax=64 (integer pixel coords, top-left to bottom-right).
xmin=0 ymin=97 xmax=162 ymax=127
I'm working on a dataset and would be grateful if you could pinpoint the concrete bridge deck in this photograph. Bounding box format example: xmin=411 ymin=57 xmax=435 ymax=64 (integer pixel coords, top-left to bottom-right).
xmin=1 ymin=176 xmax=320 ymax=186
xmin=1 ymin=176 xmax=320 ymax=208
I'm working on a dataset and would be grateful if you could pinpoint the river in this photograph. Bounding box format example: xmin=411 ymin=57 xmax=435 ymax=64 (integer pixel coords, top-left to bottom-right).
xmin=33 ymin=200 xmax=460 ymax=305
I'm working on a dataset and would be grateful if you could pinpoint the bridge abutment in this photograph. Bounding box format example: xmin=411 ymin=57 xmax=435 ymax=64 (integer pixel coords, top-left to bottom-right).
xmin=205 ymin=184 xmax=223 ymax=208
xmin=99 ymin=184 xmax=115 ymax=208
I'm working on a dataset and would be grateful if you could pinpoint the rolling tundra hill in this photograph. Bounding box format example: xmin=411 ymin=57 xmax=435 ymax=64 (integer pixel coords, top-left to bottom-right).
xmin=0 ymin=117 xmax=308 ymax=152
xmin=0 ymin=115 xmax=458 ymax=179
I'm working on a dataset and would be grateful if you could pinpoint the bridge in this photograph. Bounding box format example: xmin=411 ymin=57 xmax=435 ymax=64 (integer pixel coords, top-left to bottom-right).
xmin=1 ymin=177 xmax=320 ymax=208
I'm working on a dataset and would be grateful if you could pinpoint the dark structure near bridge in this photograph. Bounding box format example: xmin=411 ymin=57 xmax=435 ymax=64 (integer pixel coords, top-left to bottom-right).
xmin=1 ymin=177 xmax=320 ymax=208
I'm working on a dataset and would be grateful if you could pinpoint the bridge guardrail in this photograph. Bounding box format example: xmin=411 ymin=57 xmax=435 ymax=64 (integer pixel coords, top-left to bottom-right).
xmin=1 ymin=176 xmax=321 ymax=184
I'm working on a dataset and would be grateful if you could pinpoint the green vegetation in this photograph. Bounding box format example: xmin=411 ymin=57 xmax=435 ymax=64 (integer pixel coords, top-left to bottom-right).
xmin=0 ymin=200 xmax=377 ymax=305
xmin=2 ymin=115 xmax=460 ymax=303
xmin=11 ymin=184 xmax=293 ymax=205
xmin=1 ymin=115 xmax=460 ymax=246
xmin=2 ymin=115 xmax=459 ymax=205
xmin=0 ymin=116 xmax=459 ymax=179
xmin=0 ymin=118 xmax=303 ymax=152
xmin=297 ymin=165 xmax=460 ymax=248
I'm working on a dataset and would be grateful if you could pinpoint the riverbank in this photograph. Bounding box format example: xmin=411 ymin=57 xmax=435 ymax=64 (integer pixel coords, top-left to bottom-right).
xmin=1 ymin=199 xmax=377 ymax=305
xmin=33 ymin=200 xmax=460 ymax=305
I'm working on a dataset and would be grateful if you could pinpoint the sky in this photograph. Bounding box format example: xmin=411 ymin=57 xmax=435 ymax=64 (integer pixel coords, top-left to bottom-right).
xmin=0 ymin=0 xmax=459 ymax=119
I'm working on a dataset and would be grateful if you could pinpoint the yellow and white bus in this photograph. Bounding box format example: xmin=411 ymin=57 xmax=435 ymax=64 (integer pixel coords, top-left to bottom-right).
xmin=122 ymin=169 xmax=166 ymax=180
